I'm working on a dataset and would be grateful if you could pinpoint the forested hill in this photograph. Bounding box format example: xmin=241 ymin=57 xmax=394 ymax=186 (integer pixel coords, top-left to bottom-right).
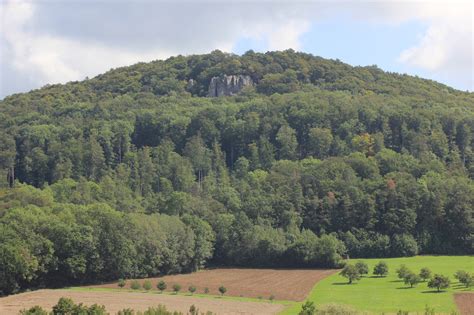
xmin=0 ymin=50 xmax=473 ymax=295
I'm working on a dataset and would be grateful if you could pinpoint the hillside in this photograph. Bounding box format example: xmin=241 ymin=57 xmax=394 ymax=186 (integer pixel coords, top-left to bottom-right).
xmin=0 ymin=50 xmax=473 ymax=295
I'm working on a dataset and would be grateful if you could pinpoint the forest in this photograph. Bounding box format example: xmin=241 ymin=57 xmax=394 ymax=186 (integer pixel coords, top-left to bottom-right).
xmin=0 ymin=50 xmax=473 ymax=295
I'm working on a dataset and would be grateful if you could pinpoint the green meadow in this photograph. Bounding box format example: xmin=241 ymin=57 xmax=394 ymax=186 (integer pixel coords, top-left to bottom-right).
xmin=282 ymin=256 xmax=473 ymax=314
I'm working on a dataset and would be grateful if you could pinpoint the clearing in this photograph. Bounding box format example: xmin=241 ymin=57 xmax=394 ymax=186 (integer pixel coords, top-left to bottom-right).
xmin=0 ymin=289 xmax=285 ymax=315
xmin=282 ymin=255 xmax=474 ymax=314
xmin=88 ymin=268 xmax=336 ymax=302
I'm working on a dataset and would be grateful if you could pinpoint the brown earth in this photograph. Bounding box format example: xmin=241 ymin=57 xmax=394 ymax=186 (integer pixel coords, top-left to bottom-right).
xmin=90 ymin=268 xmax=337 ymax=301
xmin=0 ymin=289 xmax=285 ymax=315
xmin=455 ymin=293 xmax=474 ymax=315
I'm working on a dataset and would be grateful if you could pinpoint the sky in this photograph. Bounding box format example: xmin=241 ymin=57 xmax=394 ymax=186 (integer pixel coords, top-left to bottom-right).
xmin=0 ymin=0 xmax=473 ymax=99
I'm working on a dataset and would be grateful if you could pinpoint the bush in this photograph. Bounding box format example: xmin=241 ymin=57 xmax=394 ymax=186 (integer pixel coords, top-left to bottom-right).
xmin=403 ymin=272 xmax=420 ymax=287
xmin=373 ymin=261 xmax=388 ymax=277
xmin=419 ymin=267 xmax=431 ymax=281
xmin=118 ymin=278 xmax=126 ymax=288
xmin=143 ymin=280 xmax=152 ymax=291
xmin=390 ymin=234 xmax=418 ymax=257
xmin=218 ymin=285 xmax=227 ymax=296
xmin=188 ymin=285 xmax=196 ymax=295
xmin=428 ymin=274 xmax=450 ymax=292
xmin=20 ymin=306 xmax=48 ymax=315
xmin=299 ymin=301 xmax=315 ymax=315
xmin=354 ymin=261 xmax=368 ymax=275
xmin=130 ymin=280 xmax=141 ymax=290
xmin=269 ymin=295 xmax=275 ymax=302
xmin=173 ymin=283 xmax=182 ymax=294
xmin=316 ymin=303 xmax=358 ymax=315
xmin=454 ymin=270 xmax=474 ymax=288
xmin=340 ymin=264 xmax=361 ymax=284
xmin=157 ymin=280 xmax=167 ymax=293
xmin=204 ymin=287 xmax=209 ymax=294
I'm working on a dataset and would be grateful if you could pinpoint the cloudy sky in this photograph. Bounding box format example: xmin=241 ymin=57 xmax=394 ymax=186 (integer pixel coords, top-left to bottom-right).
xmin=0 ymin=0 xmax=472 ymax=98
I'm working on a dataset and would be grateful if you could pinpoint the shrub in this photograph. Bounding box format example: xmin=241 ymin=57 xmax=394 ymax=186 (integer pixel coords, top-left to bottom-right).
xmin=218 ymin=285 xmax=227 ymax=296
xmin=299 ymin=301 xmax=315 ymax=315
xmin=52 ymin=297 xmax=75 ymax=314
xmin=118 ymin=278 xmax=126 ymax=288
xmin=157 ymin=280 xmax=167 ymax=293
xmin=173 ymin=284 xmax=182 ymax=294
xmin=204 ymin=287 xmax=209 ymax=294
xmin=373 ymin=261 xmax=388 ymax=277
xmin=143 ymin=280 xmax=152 ymax=291
xmin=20 ymin=306 xmax=48 ymax=315
xmin=428 ymin=274 xmax=450 ymax=292
xmin=354 ymin=261 xmax=368 ymax=275
xmin=419 ymin=267 xmax=431 ymax=281
xmin=340 ymin=264 xmax=361 ymax=284
xmin=188 ymin=285 xmax=196 ymax=295
xmin=130 ymin=280 xmax=141 ymax=290
xmin=269 ymin=295 xmax=275 ymax=302
xmin=396 ymin=264 xmax=411 ymax=279
xmin=316 ymin=303 xmax=358 ymax=315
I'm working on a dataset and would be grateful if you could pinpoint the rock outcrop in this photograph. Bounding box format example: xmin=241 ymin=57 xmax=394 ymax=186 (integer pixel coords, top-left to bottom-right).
xmin=208 ymin=75 xmax=253 ymax=97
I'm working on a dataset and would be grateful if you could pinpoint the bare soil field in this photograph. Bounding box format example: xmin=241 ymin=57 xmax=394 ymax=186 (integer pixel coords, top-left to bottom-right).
xmin=0 ymin=289 xmax=285 ymax=315
xmin=90 ymin=268 xmax=337 ymax=301
xmin=455 ymin=293 xmax=474 ymax=315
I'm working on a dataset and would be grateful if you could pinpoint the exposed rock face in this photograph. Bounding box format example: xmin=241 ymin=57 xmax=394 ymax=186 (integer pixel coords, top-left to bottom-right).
xmin=208 ymin=75 xmax=253 ymax=97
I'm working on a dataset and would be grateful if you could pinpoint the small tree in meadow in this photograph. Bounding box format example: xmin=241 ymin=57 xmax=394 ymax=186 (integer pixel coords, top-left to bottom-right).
xmin=340 ymin=264 xmax=361 ymax=284
xmin=454 ymin=270 xmax=474 ymax=288
xmin=355 ymin=261 xmax=369 ymax=276
xmin=143 ymin=280 xmax=152 ymax=291
xmin=204 ymin=287 xmax=209 ymax=294
xmin=269 ymin=295 xmax=275 ymax=303
xmin=157 ymin=280 xmax=167 ymax=293
xmin=118 ymin=279 xmax=126 ymax=288
xmin=173 ymin=284 xmax=181 ymax=294
xmin=396 ymin=264 xmax=410 ymax=280
xmin=428 ymin=274 xmax=450 ymax=292
xmin=130 ymin=280 xmax=141 ymax=290
xmin=299 ymin=301 xmax=316 ymax=315
xmin=404 ymin=272 xmax=421 ymax=288
xmin=419 ymin=267 xmax=431 ymax=281
xmin=373 ymin=261 xmax=389 ymax=277
xmin=218 ymin=285 xmax=227 ymax=296
xmin=188 ymin=285 xmax=196 ymax=295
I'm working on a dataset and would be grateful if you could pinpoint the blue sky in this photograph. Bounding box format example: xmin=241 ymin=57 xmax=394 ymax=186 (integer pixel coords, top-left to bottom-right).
xmin=1 ymin=1 xmax=472 ymax=98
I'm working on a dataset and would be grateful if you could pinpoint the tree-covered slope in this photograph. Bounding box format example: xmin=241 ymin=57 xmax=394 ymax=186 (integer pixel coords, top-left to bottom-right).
xmin=0 ymin=50 xmax=473 ymax=295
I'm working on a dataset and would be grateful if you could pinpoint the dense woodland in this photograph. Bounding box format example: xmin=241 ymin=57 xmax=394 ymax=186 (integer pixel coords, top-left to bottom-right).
xmin=0 ymin=50 xmax=473 ymax=295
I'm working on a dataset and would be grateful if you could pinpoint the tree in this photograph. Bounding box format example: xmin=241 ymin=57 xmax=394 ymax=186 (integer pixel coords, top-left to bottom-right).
xmin=157 ymin=280 xmax=167 ymax=293
xmin=454 ymin=270 xmax=474 ymax=288
xmin=419 ymin=268 xmax=432 ymax=282
xmin=218 ymin=285 xmax=227 ymax=296
xmin=173 ymin=284 xmax=181 ymax=294
xmin=355 ymin=261 xmax=369 ymax=276
xmin=276 ymin=125 xmax=298 ymax=160
xmin=204 ymin=287 xmax=209 ymax=294
xmin=118 ymin=279 xmax=126 ymax=288
xmin=340 ymin=264 xmax=361 ymax=284
xmin=299 ymin=301 xmax=316 ymax=315
xmin=403 ymin=272 xmax=420 ymax=288
xmin=143 ymin=280 xmax=152 ymax=291
xmin=428 ymin=274 xmax=450 ymax=292
xmin=396 ymin=264 xmax=411 ymax=280
xmin=308 ymin=127 xmax=333 ymax=158
xmin=188 ymin=285 xmax=196 ymax=295
xmin=20 ymin=306 xmax=48 ymax=315
xmin=373 ymin=261 xmax=389 ymax=277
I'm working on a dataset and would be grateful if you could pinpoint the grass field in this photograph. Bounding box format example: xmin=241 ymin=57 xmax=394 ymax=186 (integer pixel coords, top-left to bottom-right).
xmin=281 ymin=256 xmax=473 ymax=314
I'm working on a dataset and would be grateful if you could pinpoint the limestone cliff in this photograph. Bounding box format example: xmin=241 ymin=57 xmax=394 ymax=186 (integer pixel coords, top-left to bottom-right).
xmin=208 ymin=75 xmax=253 ymax=97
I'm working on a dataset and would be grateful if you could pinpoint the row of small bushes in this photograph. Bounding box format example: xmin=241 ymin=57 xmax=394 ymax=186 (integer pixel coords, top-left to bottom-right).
xmin=118 ymin=279 xmax=227 ymax=297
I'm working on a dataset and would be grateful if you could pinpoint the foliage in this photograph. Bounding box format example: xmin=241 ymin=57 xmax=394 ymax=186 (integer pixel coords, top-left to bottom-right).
xmin=354 ymin=261 xmax=368 ymax=276
xmin=299 ymin=301 xmax=316 ymax=315
xmin=396 ymin=264 xmax=411 ymax=280
xmin=419 ymin=268 xmax=432 ymax=281
xmin=172 ymin=283 xmax=181 ymax=293
xmin=218 ymin=285 xmax=227 ymax=296
xmin=373 ymin=261 xmax=389 ymax=277
xmin=427 ymin=274 xmax=450 ymax=292
xmin=403 ymin=272 xmax=420 ymax=288
xmin=143 ymin=280 xmax=152 ymax=291
xmin=157 ymin=280 xmax=167 ymax=293
xmin=188 ymin=285 xmax=196 ymax=295
xmin=340 ymin=265 xmax=361 ymax=284
xmin=454 ymin=270 xmax=474 ymax=288
xmin=118 ymin=278 xmax=126 ymax=288
xmin=130 ymin=280 xmax=141 ymax=290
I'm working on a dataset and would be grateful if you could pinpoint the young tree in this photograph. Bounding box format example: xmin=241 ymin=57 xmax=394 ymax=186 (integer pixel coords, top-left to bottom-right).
xmin=143 ymin=280 xmax=152 ymax=291
xmin=340 ymin=264 xmax=361 ymax=284
xmin=373 ymin=261 xmax=389 ymax=277
xmin=188 ymin=285 xmax=196 ymax=295
xmin=403 ymin=272 xmax=420 ymax=288
xmin=157 ymin=280 xmax=167 ymax=293
xmin=428 ymin=274 xmax=450 ymax=292
xmin=118 ymin=279 xmax=126 ymax=288
xmin=419 ymin=267 xmax=432 ymax=282
xmin=355 ymin=261 xmax=369 ymax=276
xmin=173 ymin=284 xmax=181 ymax=294
xmin=269 ymin=295 xmax=275 ymax=303
xmin=218 ymin=285 xmax=227 ymax=296
xmin=454 ymin=270 xmax=474 ymax=288
xmin=130 ymin=280 xmax=141 ymax=290
xmin=204 ymin=287 xmax=209 ymax=294
xmin=396 ymin=264 xmax=411 ymax=280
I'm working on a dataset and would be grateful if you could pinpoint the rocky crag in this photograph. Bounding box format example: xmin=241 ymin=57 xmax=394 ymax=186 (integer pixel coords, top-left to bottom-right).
xmin=208 ymin=75 xmax=253 ymax=97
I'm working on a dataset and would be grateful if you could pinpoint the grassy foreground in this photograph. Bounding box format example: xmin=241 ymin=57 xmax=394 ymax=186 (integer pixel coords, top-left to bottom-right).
xmin=281 ymin=256 xmax=473 ymax=314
